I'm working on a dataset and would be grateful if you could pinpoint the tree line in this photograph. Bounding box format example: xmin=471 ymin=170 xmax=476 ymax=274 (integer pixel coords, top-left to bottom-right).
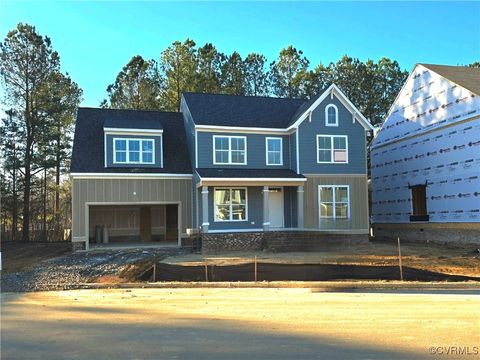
xmin=1 ymin=23 xmax=82 ymax=242
xmin=102 ymin=39 xmax=410 ymax=126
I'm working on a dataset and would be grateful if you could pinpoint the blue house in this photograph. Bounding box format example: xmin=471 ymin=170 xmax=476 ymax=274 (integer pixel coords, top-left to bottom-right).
xmin=71 ymin=84 xmax=373 ymax=251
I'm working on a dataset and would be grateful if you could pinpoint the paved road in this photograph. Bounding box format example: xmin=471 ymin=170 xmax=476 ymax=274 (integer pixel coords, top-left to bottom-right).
xmin=2 ymin=288 xmax=479 ymax=359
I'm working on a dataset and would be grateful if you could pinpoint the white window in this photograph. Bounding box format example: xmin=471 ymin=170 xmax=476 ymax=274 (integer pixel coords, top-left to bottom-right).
xmin=113 ymin=138 xmax=154 ymax=164
xmin=317 ymin=135 xmax=348 ymax=163
xmin=266 ymin=137 xmax=283 ymax=165
xmin=319 ymin=185 xmax=350 ymax=219
xmin=214 ymin=188 xmax=247 ymax=221
xmin=213 ymin=135 xmax=247 ymax=165
xmin=325 ymin=104 xmax=338 ymax=126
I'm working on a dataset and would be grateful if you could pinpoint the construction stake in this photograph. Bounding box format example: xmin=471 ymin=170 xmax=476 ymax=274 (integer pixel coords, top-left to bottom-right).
xmin=153 ymin=256 xmax=157 ymax=282
xmin=254 ymin=255 xmax=258 ymax=282
xmin=397 ymin=237 xmax=403 ymax=281
xmin=204 ymin=262 xmax=208 ymax=282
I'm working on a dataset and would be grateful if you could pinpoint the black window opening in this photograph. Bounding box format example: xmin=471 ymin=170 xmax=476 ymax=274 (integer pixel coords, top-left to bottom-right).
xmin=410 ymin=184 xmax=429 ymax=222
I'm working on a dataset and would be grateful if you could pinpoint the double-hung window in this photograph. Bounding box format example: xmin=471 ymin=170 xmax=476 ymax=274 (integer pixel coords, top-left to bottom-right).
xmin=317 ymin=135 xmax=348 ymax=163
xmin=319 ymin=185 xmax=350 ymax=219
xmin=214 ymin=188 xmax=247 ymax=221
xmin=213 ymin=136 xmax=246 ymax=165
xmin=266 ymin=137 xmax=283 ymax=165
xmin=114 ymin=138 xmax=154 ymax=164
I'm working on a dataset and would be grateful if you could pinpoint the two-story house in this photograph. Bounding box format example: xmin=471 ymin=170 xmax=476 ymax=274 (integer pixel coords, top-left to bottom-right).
xmin=71 ymin=84 xmax=373 ymax=251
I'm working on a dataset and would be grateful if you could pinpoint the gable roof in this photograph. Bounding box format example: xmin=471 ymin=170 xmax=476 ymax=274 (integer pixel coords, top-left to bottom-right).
xmin=420 ymin=63 xmax=480 ymax=96
xmin=182 ymin=92 xmax=305 ymax=129
xmin=183 ymin=86 xmax=374 ymax=131
xmin=71 ymin=108 xmax=191 ymax=174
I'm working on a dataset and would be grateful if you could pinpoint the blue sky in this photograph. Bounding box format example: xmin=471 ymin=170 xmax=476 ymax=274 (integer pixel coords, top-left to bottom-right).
xmin=1 ymin=1 xmax=479 ymax=107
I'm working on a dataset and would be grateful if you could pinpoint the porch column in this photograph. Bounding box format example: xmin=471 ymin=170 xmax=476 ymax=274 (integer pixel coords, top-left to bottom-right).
xmin=201 ymin=186 xmax=209 ymax=233
xmin=297 ymin=186 xmax=304 ymax=229
xmin=263 ymin=186 xmax=270 ymax=232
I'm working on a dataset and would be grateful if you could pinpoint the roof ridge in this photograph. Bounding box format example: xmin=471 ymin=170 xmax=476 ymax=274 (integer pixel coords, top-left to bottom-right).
xmin=78 ymin=107 xmax=180 ymax=114
xmin=182 ymin=91 xmax=306 ymax=101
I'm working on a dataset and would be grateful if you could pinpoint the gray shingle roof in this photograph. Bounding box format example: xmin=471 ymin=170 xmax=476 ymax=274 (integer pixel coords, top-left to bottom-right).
xmin=104 ymin=116 xmax=163 ymax=130
xmin=196 ymin=168 xmax=305 ymax=179
xmin=420 ymin=64 xmax=480 ymax=96
xmin=182 ymin=92 xmax=306 ymax=128
xmin=71 ymin=108 xmax=191 ymax=174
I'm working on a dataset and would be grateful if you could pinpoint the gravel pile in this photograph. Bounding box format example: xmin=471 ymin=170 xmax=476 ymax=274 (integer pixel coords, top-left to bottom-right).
xmin=1 ymin=248 xmax=187 ymax=292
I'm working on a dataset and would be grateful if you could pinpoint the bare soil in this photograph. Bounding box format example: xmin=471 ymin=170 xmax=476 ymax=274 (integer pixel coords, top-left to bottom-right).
xmin=1 ymin=241 xmax=72 ymax=273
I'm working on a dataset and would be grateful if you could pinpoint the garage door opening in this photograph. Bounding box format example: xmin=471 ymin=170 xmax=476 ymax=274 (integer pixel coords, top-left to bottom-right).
xmin=88 ymin=204 xmax=179 ymax=246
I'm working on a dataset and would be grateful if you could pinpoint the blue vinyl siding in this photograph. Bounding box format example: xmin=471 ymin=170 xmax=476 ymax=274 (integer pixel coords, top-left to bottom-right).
xmin=105 ymin=134 xmax=162 ymax=168
xmin=297 ymin=96 xmax=366 ymax=174
xmin=207 ymin=186 xmax=263 ymax=231
xmin=196 ymin=132 xmax=291 ymax=169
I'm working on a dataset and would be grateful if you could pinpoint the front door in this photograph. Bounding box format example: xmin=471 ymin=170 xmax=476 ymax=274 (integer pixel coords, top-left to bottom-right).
xmin=268 ymin=187 xmax=284 ymax=228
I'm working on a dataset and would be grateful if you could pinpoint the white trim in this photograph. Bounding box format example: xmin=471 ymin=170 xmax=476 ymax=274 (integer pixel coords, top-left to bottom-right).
xmin=316 ymin=135 xmax=349 ymax=164
xmin=207 ymin=228 xmax=264 ymax=234
xmin=318 ymin=185 xmax=351 ymax=222
xmin=201 ymin=222 xmax=210 ymax=226
xmin=287 ymin=84 xmax=374 ymax=131
xmin=265 ymin=137 xmax=283 ymax=166
xmin=104 ymin=128 xmax=163 ymax=135
xmin=200 ymin=177 xmax=307 ymax=182
xmin=196 ymin=124 xmax=292 ymax=135
xmin=113 ymin=137 xmax=155 ymax=165
xmin=325 ymin=104 xmax=339 ymax=127
xmin=295 ymin=129 xmax=300 ymax=174
xmin=194 ymin=129 xmax=198 ymax=168
xmin=212 ymin=135 xmax=247 ymax=165
xmin=104 ymin=132 xmax=107 ymax=168
xmin=213 ymin=187 xmax=248 ymax=222
xmin=71 ymin=173 xmax=192 ymax=179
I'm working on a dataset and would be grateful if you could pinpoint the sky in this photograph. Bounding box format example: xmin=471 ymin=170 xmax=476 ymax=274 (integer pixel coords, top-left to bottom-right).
xmin=1 ymin=1 xmax=479 ymax=107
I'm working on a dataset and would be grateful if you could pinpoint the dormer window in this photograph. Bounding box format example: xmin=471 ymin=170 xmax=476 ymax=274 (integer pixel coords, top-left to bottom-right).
xmin=114 ymin=138 xmax=154 ymax=164
xmin=325 ymin=104 xmax=338 ymax=127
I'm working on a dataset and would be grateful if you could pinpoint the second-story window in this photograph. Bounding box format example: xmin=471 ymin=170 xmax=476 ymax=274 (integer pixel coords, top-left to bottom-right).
xmin=266 ymin=137 xmax=283 ymax=165
xmin=317 ymin=135 xmax=348 ymax=163
xmin=213 ymin=135 xmax=246 ymax=165
xmin=325 ymin=104 xmax=338 ymax=126
xmin=114 ymin=138 xmax=154 ymax=164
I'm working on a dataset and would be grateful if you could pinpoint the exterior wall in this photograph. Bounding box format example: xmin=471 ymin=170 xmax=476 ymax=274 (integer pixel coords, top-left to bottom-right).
xmin=105 ymin=134 xmax=163 ymax=168
xmin=196 ymin=131 xmax=291 ymax=169
xmin=297 ymin=96 xmax=367 ymax=174
xmin=371 ymin=64 xmax=480 ymax=226
xmin=371 ymin=117 xmax=480 ymax=224
xmin=206 ymin=186 xmax=263 ymax=231
xmin=289 ymin=131 xmax=297 ymax=172
xmin=303 ymin=175 xmax=369 ymax=232
xmin=373 ymin=223 xmax=480 ymax=245
xmin=72 ymin=177 xmax=193 ymax=244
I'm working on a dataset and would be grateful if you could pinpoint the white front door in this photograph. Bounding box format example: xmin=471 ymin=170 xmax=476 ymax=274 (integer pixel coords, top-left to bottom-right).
xmin=268 ymin=187 xmax=284 ymax=228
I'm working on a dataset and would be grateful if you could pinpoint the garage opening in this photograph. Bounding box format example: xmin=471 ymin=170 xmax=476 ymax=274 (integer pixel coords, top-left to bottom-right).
xmin=88 ymin=204 xmax=179 ymax=246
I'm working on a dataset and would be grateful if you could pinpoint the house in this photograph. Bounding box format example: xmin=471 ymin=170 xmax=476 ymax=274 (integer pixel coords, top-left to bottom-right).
xmin=370 ymin=64 xmax=480 ymax=244
xmin=71 ymin=84 xmax=374 ymax=251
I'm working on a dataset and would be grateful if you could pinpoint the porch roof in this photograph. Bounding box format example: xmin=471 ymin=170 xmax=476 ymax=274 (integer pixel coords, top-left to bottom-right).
xmin=196 ymin=168 xmax=306 ymax=187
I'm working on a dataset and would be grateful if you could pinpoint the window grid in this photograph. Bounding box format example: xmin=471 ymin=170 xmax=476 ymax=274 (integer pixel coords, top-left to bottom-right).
xmin=214 ymin=188 xmax=248 ymax=222
xmin=316 ymin=135 xmax=348 ymax=164
xmin=213 ymin=136 xmax=247 ymax=165
xmin=325 ymin=104 xmax=338 ymax=127
xmin=319 ymin=185 xmax=350 ymax=219
xmin=113 ymin=138 xmax=155 ymax=164
xmin=266 ymin=137 xmax=283 ymax=166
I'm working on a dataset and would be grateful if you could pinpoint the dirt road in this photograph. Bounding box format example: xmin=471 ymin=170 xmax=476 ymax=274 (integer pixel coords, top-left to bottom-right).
xmin=2 ymin=288 xmax=479 ymax=359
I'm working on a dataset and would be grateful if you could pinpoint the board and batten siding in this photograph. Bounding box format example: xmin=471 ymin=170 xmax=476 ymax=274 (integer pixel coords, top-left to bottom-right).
xmin=72 ymin=178 xmax=193 ymax=240
xmin=303 ymin=175 xmax=369 ymax=232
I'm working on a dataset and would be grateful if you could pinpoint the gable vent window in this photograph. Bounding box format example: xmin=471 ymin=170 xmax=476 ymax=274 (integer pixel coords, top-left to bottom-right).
xmin=325 ymin=104 xmax=339 ymax=126
xmin=317 ymin=135 xmax=348 ymax=164
xmin=410 ymin=184 xmax=429 ymax=222
xmin=114 ymin=138 xmax=154 ymax=164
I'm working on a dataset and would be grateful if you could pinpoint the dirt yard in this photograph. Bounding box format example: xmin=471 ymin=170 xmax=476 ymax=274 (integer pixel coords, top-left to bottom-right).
xmin=2 ymin=288 xmax=479 ymax=360
xmin=163 ymin=241 xmax=480 ymax=277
